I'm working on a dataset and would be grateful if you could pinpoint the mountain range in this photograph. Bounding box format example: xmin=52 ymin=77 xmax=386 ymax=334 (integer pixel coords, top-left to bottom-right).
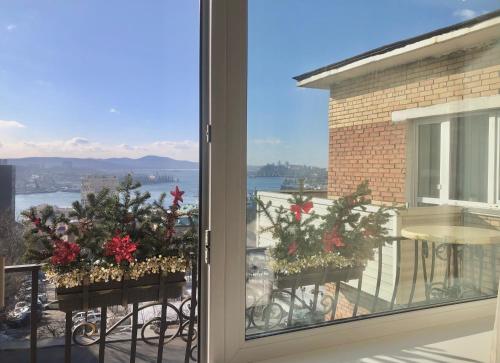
xmin=7 ymin=155 xmax=198 ymax=171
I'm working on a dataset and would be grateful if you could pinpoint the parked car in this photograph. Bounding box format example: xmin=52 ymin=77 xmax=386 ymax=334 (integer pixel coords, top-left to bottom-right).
xmin=14 ymin=301 xmax=29 ymax=310
xmin=15 ymin=298 xmax=44 ymax=309
xmin=37 ymin=293 xmax=48 ymax=304
xmin=6 ymin=302 xmax=43 ymax=327
xmin=72 ymin=311 xmax=101 ymax=325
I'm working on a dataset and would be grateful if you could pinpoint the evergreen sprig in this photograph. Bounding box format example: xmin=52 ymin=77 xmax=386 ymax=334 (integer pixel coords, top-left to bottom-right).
xmin=22 ymin=175 xmax=198 ymax=273
xmin=257 ymin=181 xmax=392 ymax=273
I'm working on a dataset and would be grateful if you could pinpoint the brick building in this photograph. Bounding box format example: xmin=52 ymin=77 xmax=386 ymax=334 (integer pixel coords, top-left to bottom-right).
xmin=295 ymin=11 xmax=500 ymax=208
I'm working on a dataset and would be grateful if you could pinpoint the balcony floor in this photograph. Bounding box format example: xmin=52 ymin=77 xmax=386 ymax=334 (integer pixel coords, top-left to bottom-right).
xmin=258 ymin=317 xmax=492 ymax=363
xmin=0 ymin=337 xmax=189 ymax=363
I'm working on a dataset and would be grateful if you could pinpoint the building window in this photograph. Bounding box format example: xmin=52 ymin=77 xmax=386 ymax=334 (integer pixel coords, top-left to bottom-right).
xmin=417 ymin=123 xmax=441 ymax=199
xmin=450 ymin=115 xmax=489 ymax=203
xmin=415 ymin=112 xmax=499 ymax=207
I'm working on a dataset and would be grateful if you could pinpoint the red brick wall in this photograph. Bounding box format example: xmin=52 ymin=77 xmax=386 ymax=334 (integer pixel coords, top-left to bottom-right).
xmin=324 ymin=283 xmax=371 ymax=320
xmin=328 ymin=121 xmax=407 ymax=204
xmin=327 ymin=41 xmax=500 ymax=204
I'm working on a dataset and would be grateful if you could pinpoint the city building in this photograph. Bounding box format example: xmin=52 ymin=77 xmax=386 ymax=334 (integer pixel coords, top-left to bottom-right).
xmin=0 ymin=161 xmax=15 ymax=221
xmin=80 ymin=175 xmax=119 ymax=205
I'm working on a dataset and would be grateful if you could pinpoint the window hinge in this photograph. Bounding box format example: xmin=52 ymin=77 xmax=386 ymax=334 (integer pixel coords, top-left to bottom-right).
xmin=205 ymin=124 xmax=212 ymax=143
xmin=204 ymin=229 xmax=211 ymax=264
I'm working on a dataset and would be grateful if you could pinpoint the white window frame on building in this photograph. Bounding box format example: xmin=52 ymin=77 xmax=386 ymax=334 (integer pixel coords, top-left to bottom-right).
xmin=411 ymin=110 xmax=500 ymax=208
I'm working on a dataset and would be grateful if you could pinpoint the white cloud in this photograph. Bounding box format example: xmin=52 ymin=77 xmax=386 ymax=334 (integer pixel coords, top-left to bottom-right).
xmin=109 ymin=108 xmax=119 ymax=114
xmin=253 ymin=137 xmax=282 ymax=145
xmin=5 ymin=24 xmax=16 ymax=32
xmin=66 ymin=137 xmax=90 ymax=146
xmin=0 ymin=120 xmax=26 ymax=129
xmin=453 ymin=9 xmax=478 ymax=20
xmin=0 ymin=137 xmax=199 ymax=161
xmin=117 ymin=144 xmax=134 ymax=151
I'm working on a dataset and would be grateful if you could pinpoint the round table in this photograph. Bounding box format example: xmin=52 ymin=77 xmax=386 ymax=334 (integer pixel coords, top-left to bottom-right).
xmin=401 ymin=225 xmax=500 ymax=245
xmin=401 ymin=225 xmax=500 ymax=299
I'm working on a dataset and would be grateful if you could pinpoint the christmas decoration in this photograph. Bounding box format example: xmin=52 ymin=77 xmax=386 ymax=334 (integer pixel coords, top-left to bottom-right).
xmin=170 ymin=186 xmax=185 ymax=206
xmin=51 ymin=241 xmax=80 ymax=266
xmin=23 ymin=175 xmax=198 ymax=289
xmin=104 ymin=234 xmax=137 ymax=264
xmin=256 ymin=181 xmax=391 ymax=277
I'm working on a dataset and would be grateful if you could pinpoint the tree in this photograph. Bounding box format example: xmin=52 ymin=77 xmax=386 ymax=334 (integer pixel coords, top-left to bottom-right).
xmin=0 ymin=209 xmax=25 ymax=265
xmin=0 ymin=210 xmax=26 ymax=310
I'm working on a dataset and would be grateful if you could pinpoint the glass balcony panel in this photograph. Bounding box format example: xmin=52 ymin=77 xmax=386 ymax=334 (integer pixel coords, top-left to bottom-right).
xmin=245 ymin=1 xmax=500 ymax=339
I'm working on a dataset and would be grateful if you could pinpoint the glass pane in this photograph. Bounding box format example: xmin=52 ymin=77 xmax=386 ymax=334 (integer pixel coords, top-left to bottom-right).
xmin=417 ymin=123 xmax=441 ymax=199
xmin=246 ymin=1 xmax=500 ymax=339
xmin=0 ymin=2 xmax=199 ymax=360
xmin=450 ymin=115 xmax=489 ymax=203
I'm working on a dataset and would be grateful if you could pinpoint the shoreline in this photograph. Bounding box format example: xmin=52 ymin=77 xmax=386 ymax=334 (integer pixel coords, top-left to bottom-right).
xmin=16 ymin=190 xmax=80 ymax=196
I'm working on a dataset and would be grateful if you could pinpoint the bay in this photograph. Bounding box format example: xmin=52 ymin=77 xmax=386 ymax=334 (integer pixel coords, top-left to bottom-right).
xmin=15 ymin=171 xmax=284 ymax=219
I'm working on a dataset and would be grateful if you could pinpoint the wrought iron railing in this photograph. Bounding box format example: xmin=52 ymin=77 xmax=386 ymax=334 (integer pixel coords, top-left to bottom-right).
xmin=2 ymin=239 xmax=496 ymax=359
xmin=245 ymin=237 xmax=498 ymax=336
xmin=2 ymin=262 xmax=198 ymax=363
xmin=4 ymin=263 xmax=42 ymax=363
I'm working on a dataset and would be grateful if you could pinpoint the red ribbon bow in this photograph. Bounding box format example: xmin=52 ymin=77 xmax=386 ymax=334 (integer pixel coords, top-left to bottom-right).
xmin=290 ymin=201 xmax=313 ymax=221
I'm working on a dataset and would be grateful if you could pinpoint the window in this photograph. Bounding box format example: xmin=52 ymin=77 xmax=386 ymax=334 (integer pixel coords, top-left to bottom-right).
xmin=415 ymin=112 xmax=499 ymax=207
xmin=0 ymin=3 xmax=200 ymax=362
xmin=417 ymin=123 xmax=441 ymax=199
xmin=206 ymin=1 xmax=500 ymax=361
xmin=450 ymin=115 xmax=489 ymax=203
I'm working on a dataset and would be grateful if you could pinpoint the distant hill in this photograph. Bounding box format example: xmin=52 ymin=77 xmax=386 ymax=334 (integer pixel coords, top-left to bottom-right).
xmin=255 ymin=163 xmax=327 ymax=178
xmin=7 ymin=155 xmax=198 ymax=171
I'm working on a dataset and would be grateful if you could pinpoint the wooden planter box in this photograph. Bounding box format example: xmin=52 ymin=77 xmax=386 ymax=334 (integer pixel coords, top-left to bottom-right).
xmin=275 ymin=265 xmax=365 ymax=289
xmin=56 ymin=271 xmax=185 ymax=312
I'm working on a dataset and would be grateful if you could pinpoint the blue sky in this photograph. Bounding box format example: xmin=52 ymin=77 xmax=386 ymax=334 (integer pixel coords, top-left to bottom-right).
xmin=0 ymin=1 xmax=498 ymax=166
xmin=247 ymin=0 xmax=500 ymax=167
xmin=0 ymin=1 xmax=199 ymax=161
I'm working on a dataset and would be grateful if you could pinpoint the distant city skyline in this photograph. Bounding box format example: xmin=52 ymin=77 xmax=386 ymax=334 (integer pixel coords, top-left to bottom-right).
xmin=0 ymin=1 xmax=499 ymax=167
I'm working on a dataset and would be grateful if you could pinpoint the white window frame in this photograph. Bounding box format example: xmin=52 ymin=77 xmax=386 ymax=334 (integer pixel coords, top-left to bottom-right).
xmin=412 ymin=111 xmax=500 ymax=209
xmin=497 ymin=116 xmax=500 ymax=205
xmin=205 ymin=1 xmax=496 ymax=361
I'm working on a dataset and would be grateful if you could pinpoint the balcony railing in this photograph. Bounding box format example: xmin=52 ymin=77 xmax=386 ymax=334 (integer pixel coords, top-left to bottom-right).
xmin=2 ymin=263 xmax=198 ymax=363
xmin=4 ymin=263 xmax=41 ymax=363
xmin=246 ymin=237 xmax=498 ymax=337
xmin=2 ymin=237 xmax=497 ymax=360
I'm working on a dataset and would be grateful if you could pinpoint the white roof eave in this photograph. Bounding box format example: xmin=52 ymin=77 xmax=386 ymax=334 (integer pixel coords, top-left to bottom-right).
xmin=297 ymin=16 xmax=500 ymax=90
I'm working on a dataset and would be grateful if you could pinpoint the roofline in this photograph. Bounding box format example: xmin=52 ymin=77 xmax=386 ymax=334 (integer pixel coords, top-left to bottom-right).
xmin=294 ymin=9 xmax=500 ymax=83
